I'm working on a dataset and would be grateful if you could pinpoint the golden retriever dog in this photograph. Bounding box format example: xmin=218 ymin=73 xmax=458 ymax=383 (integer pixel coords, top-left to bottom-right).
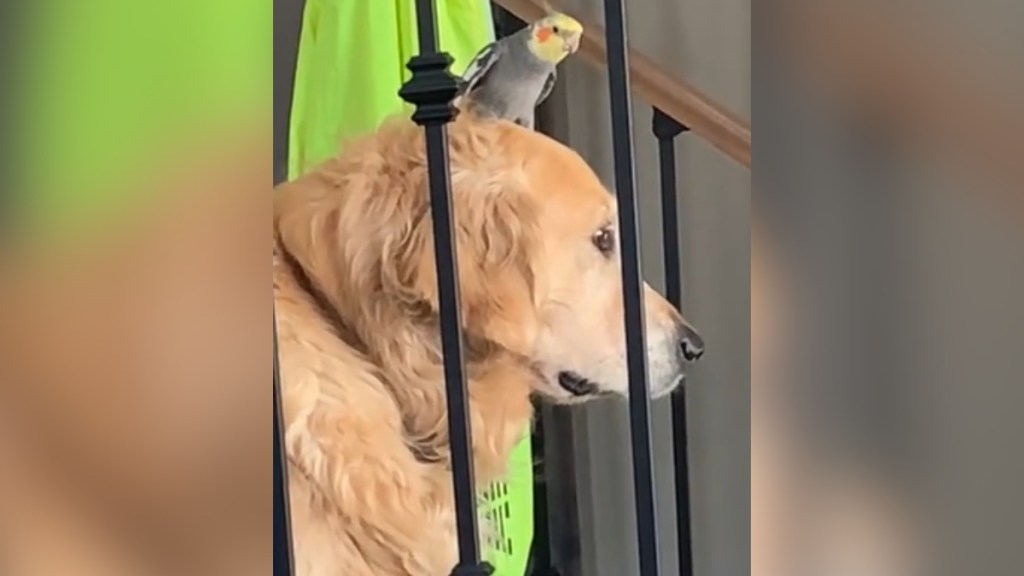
xmin=273 ymin=113 xmax=704 ymax=576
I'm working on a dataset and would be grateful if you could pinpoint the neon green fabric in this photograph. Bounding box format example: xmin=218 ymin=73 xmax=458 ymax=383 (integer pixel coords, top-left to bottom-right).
xmin=286 ymin=3 xmax=534 ymax=574
xmin=482 ymin=432 xmax=536 ymax=575
xmin=288 ymin=0 xmax=494 ymax=177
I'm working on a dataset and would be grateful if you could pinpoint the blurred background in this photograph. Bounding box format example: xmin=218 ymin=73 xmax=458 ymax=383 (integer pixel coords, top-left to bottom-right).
xmin=755 ymin=2 xmax=1024 ymax=576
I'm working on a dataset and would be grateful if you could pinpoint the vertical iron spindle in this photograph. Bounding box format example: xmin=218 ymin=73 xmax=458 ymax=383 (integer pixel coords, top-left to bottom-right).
xmin=274 ymin=0 xmax=305 ymax=572
xmin=527 ymin=410 xmax=561 ymax=576
xmin=273 ymin=317 xmax=295 ymax=576
xmin=653 ymin=107 xmax=694 ymax=576
xmin=399 ymin=1 xmax=491 ymax=574
xmin=602 ymin=0 xmax=662 ymax=574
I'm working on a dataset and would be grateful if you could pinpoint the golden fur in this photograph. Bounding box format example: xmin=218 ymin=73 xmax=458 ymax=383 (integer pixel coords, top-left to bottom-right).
xmin=273 ymin=114 xmax=695 ymax=575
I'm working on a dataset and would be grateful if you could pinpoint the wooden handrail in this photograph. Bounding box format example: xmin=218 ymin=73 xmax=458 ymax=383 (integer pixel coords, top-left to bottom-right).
xmin=495 ymin=0 xmax=751 ymax=168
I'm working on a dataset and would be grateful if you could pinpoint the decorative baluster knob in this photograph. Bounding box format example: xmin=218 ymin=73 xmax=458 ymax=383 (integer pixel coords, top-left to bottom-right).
xmin=399 ymin=52 xmax=463 ymax=126
xmin=652 ymin=107 xmax=689 ymax=140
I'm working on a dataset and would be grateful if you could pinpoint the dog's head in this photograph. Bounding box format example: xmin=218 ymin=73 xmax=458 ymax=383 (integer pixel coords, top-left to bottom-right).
xmin=275 ymin=115 xmax=703 ymax=402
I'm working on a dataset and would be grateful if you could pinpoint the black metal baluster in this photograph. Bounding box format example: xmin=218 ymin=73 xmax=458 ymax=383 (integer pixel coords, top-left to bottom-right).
xmin=273 ymin=317 xmax=295 ymax=576
xmin=602 ymin=0 xmax=662 ymax=574
xmin=399 ymin=1 xmax=491 ymax=574
xmin=653 ymin=107 xmax=694 ymax=576
xmin=274 ymin=0 xmax=305 ymax=573
xmin=274 ymin=0 xmax=306 ymax=185
xmin=526 ymin=409 xmax=562 ymax=576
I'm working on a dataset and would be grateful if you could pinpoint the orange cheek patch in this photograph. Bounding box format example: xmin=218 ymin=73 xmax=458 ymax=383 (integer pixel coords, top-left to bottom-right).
xmin=536 ymin=27 xmax=553 ymax=43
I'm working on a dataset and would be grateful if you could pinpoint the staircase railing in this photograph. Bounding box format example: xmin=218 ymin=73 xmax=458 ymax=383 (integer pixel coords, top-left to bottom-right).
xmin=273 ymin=0 xmax=751 ymax=575
xmin=496 ymin=0 xmax=751 ymax=169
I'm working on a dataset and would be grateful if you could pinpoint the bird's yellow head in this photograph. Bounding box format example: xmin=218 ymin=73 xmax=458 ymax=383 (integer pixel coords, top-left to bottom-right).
xmin=527 ymin=13 xmax=584 ymax=64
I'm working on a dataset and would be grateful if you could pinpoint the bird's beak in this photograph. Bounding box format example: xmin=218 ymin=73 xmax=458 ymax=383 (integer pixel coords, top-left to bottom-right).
xmin=564 ymin=34 xmax=581 ymax=54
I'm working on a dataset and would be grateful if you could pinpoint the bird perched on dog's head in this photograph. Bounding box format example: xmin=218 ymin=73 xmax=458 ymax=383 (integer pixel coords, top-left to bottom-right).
xmin=455 ymin=9 xmax=583 ymax=130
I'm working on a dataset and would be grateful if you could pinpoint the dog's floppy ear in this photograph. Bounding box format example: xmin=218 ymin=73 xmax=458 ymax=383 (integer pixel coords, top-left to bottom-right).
xmin=274 ymin=181 xmax=360 ymax=320
xmin=381 ymin=179 xmax=541 ymax=356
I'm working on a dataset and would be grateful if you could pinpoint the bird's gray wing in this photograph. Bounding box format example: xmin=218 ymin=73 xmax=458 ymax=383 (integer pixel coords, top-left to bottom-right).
xmin=536 ymin=69 xmax=558 ymax=107
xmin=459 ymin=41 xmax=505 ymax=96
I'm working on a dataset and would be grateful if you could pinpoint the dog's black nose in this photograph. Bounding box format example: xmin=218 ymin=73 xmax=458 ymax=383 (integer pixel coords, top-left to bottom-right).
xmin=680 ymin=326 xmax=705 ymax=362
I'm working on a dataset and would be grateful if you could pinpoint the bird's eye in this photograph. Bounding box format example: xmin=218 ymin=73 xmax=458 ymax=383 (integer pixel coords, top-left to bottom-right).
xmin=552 ymin=25 xmax=561 ymax=34
xmin=593 ymin=227 xmax=616 ymax=256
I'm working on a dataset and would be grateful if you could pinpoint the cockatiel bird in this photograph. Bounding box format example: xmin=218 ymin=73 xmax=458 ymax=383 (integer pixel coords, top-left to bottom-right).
xmin=456 ymin=11 xmax=583 ymax=130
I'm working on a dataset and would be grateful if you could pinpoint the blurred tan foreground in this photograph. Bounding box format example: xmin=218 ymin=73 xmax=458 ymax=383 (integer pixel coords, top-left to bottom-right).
xmin=0 ymin=132 xmax=271 ymax=576
xmin=754 ymin=2 xmax=1024 ymax=576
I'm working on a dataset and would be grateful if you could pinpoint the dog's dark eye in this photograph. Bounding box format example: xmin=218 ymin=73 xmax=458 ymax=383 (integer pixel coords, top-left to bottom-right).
xmin=593 ymin=227 xmax=616 ymax=256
